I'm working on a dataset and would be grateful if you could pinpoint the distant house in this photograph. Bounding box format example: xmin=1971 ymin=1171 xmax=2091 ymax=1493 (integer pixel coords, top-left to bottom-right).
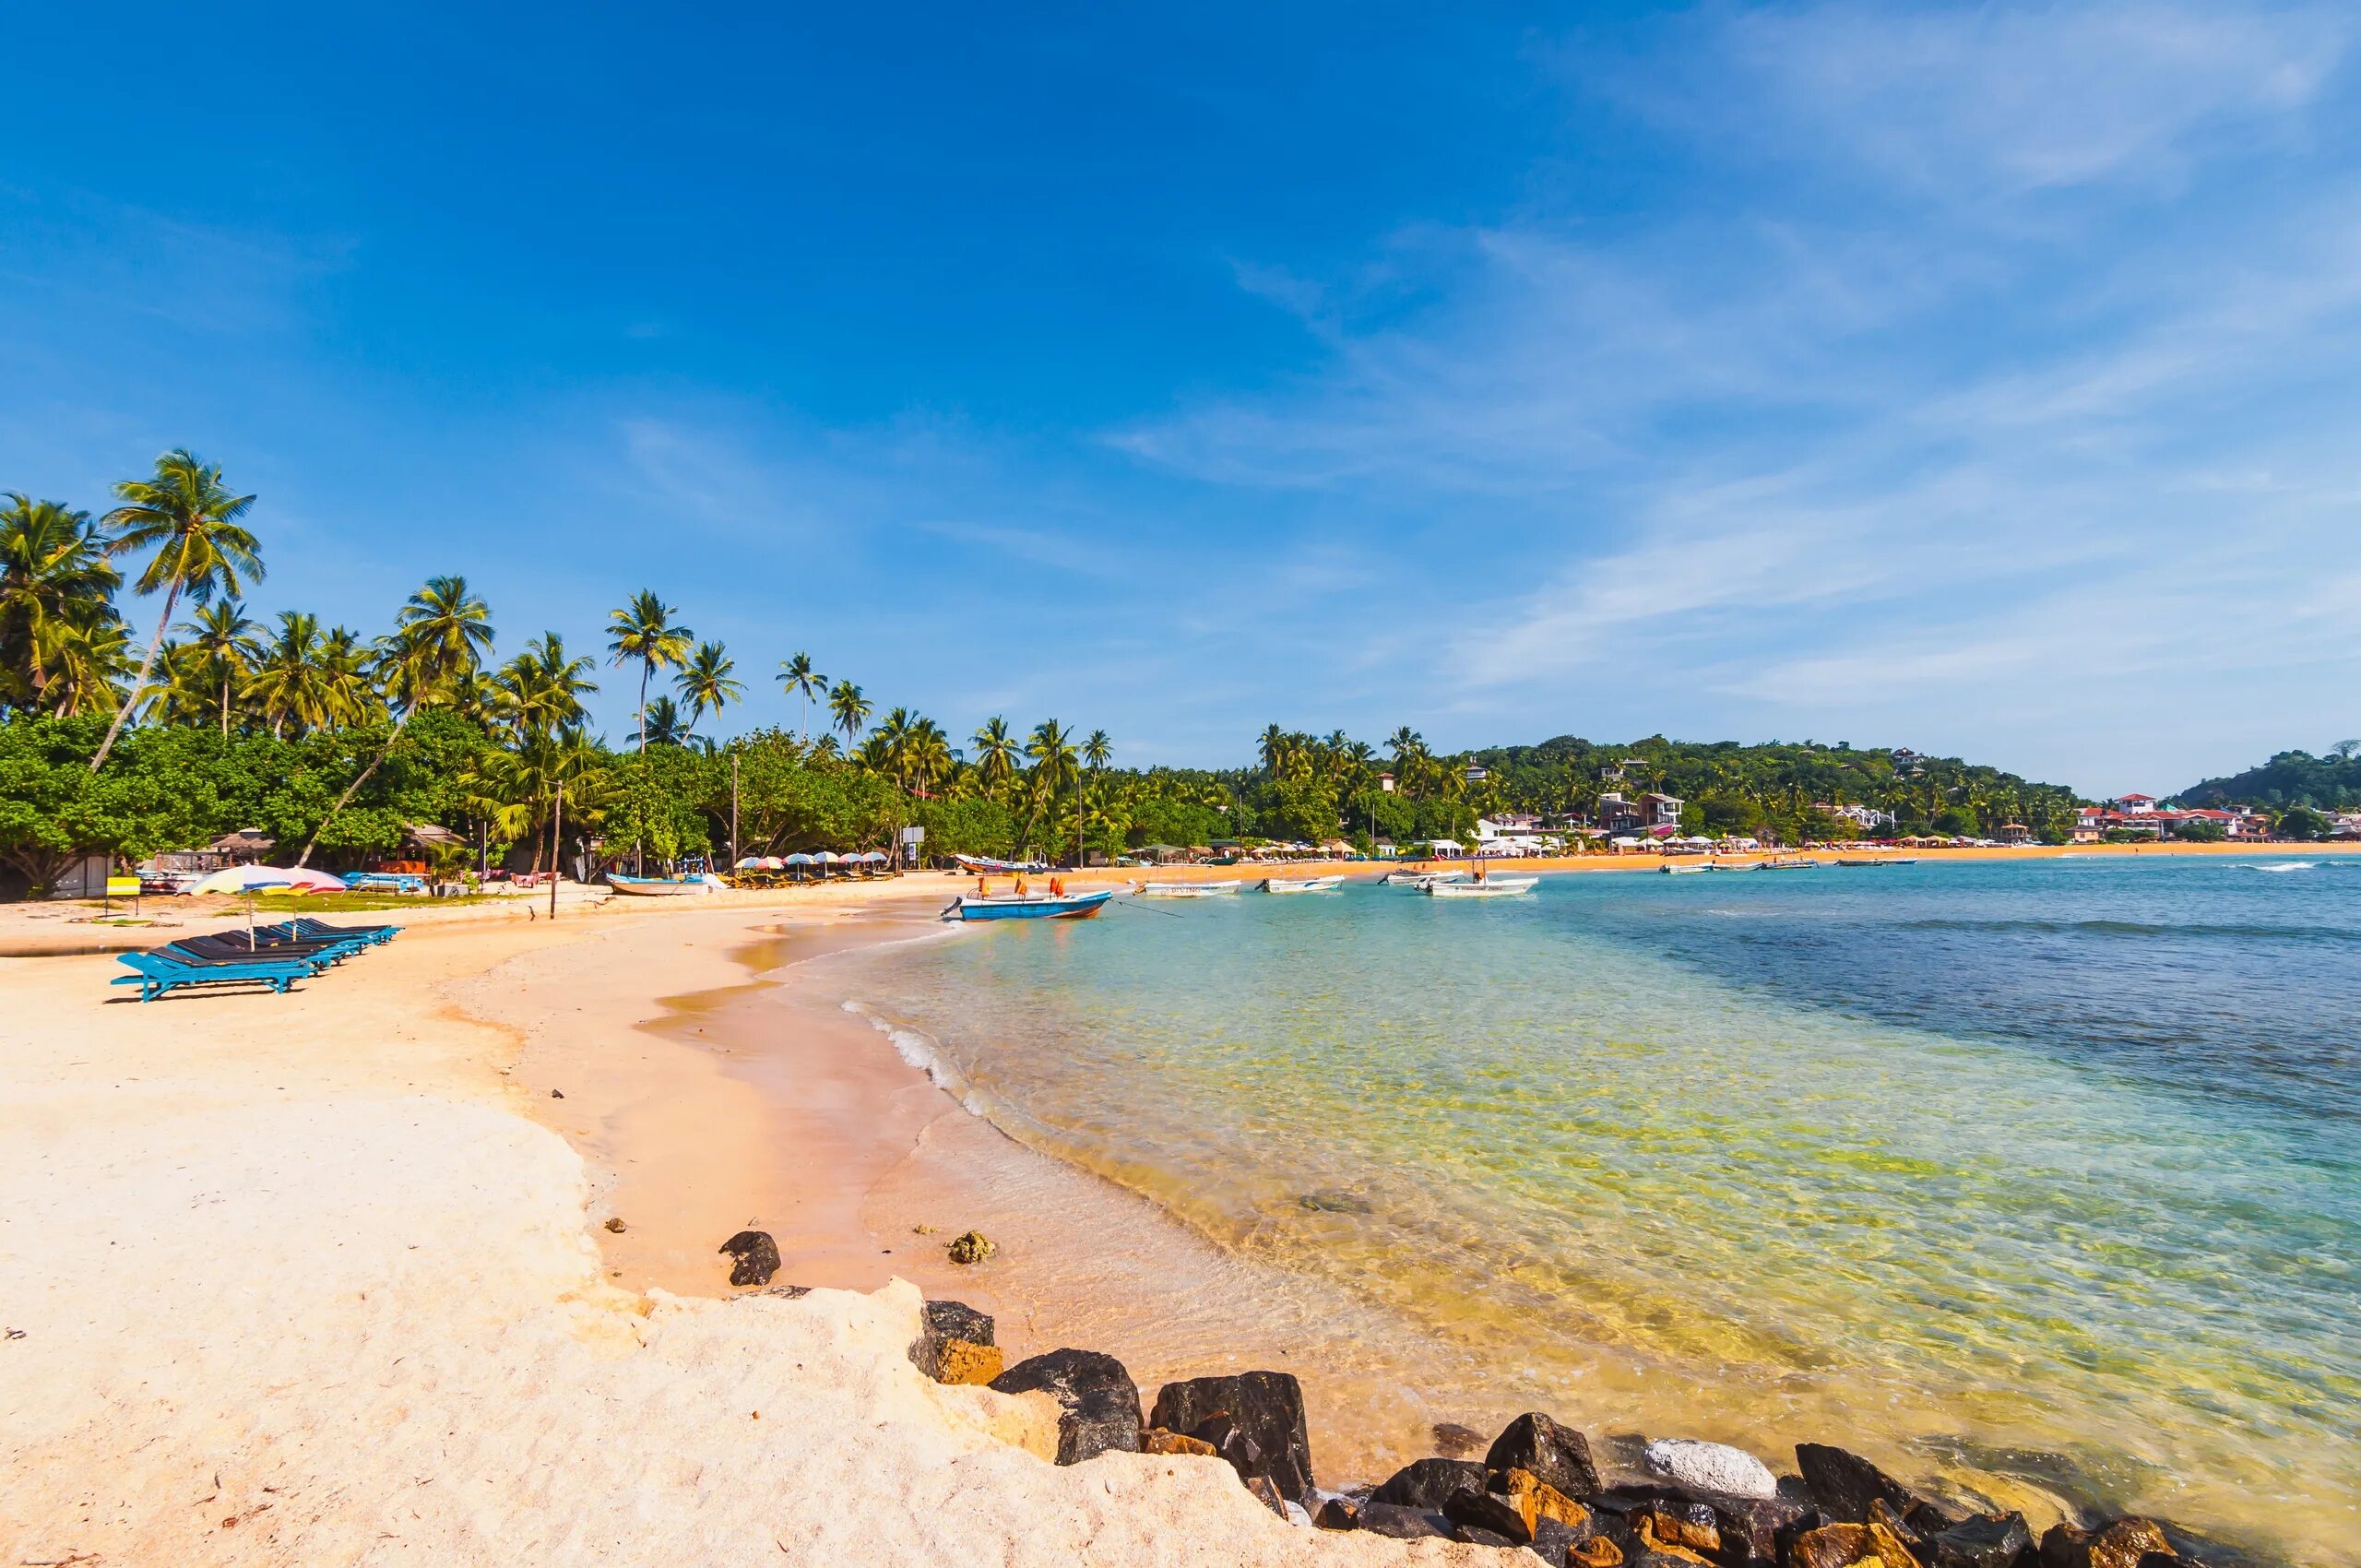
xmin=2112 ymin=793 xmax=2157 ymax=815
xmin=1997 ymin=823 xmax=2035 ymax=845
xmin=1638 ymin=792 xmax=1684 ymax=827
xmin=1596 ymin=792 xmax=1642 ymax=834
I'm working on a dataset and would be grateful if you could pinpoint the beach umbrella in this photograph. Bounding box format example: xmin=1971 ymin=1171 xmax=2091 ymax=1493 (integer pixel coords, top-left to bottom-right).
xmin=266 ymin=867 xmax=349 ymax=894
xmin=762 ymin=857 xmax=785 ymax=870
xmin=813 ymin=851 xmax=839 ymax=862
xmin=861 ymin=850 xmax=887 ymax=862
xmin=735 ymin=857 xmax=765 ymax=870
xmin=784 ymin=852 xmax=814 ymax=865
xmin=187 ymin=864 xmax=295 ymax=896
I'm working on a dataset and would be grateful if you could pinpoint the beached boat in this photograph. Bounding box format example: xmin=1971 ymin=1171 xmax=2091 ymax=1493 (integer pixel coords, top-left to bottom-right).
xmin=605 ymin=873 xmax=719 ymax=897
xmin=1425 ymin=875 xmax=1537 ymax=897
xmin=1259 ymin=875 xmax=1345 ymax=894
xmin=943 ymin=889 xmax=1114 ymax=921
xmin=1135 ymin=881 xmax=1240 ymax=898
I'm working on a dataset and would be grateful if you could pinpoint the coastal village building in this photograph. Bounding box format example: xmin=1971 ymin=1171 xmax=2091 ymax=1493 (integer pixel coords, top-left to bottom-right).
xmin=1595 ymin=791 xmax=1684 ymax=835
xmin=2073 ymin=797 xmax=2262 ymax=841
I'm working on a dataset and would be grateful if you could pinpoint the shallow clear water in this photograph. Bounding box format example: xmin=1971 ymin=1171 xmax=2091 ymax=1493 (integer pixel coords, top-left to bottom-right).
xmin=834 ymin=859 xmax=2360 ymax=1561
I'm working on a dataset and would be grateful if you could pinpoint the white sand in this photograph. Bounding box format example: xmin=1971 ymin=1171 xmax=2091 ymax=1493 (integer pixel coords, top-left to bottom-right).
xmin=0 ymin=913 xmax=1479 ymax=1565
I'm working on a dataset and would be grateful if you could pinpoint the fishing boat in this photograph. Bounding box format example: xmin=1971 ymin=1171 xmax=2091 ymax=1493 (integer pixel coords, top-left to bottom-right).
xmin=1834 ymin=857 xmax=1915 ymax=867
xmin=1761 ymin=856 xmax=1817 ymax=870
xmin=1259 ymin=875 xmax=1345 ymax=894
xmin=1135 ymin=881 xmax=1240 ymax=898
xmin=1391 ymin=870 xmax=1470 ymax=890
xmin=942 ymin=889 xmax=1114 ymax=921
xmin=1425 ymin=875 xmax=1537 ymax=897
xmin=1662 ymin=861 xmax=1713 ymax=875
xmin=606 ymin=873 xmax=720 ymax=897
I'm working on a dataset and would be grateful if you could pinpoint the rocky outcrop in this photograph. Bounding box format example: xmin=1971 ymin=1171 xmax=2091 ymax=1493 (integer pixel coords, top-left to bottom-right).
xmin=1370 ymin=1456 xmax=1488 ymax=1509
xmin=1790 ymin=1519 xmax=1922 ymax=1568
xmin=1645 ymin=1438 xmax=1780 ymax=1502
xmin=717 ymin=1229 xmax=779 ymax=1288
xmin=2039 ymin=1517 xmax=2174 ymax=1568
xmin=1358 ymin=1501 xmax=1454 ymax=1539
xmin=987 ymin=1349 xmax=1142 ymax=1465
xmin=1144 ymin=1427 xmax=1217 ymax=1457
xmin=1148 ymin=1371 xmax=1315 ymax=1503
xmin=1490 ymin=1411 xmax=1604 ymax=1499
xmin=1795 ymin=1443 xmax=1937 ymax=1527
xmin=1925 ymin=1512 xmax=2034 ymax=1568
xmin=1443 ymin=1483 xmax=1539 ymax=1545
xmin=908 ymin=1300 xmax=1001 ymax=1384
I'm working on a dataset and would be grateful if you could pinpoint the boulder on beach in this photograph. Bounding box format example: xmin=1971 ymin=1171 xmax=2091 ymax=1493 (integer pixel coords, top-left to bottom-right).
xmin=987 ymin=1348 xmax=1142 ymax=1466
xmin=1501 ymin=1466 xmax=1591 ymax=1531
xmin=945 ymin=1229 xmax=997 ymax=1265
xmin=1443 ymin=1483 xmax=1538 ymax=1545
xmin=1355 ymin=1501 xmax=1453 ymax=1542
xmin=1795 ymin=1442 xmax=1928 ymax=1525
xmin=1371 ymin=1456 xmax=1488 ymax=1509
xmin=1927 ymin=1511 xmax=2035 ymax=1568
xmin=2039 ymin=1516 xmax=2174 ymax=1568
xmin=1644 ymin=1437 xmax=1778 ymax=1501
xmin=1148 ymin=1371 xmax=1315 ymax=1503
xmin=1144 ymin=1427 xmax=1217 ymax=1458
xmin=1311 ymin=1494 xmax=1363 ymax=1530
xmin=1791 ymin=1518 xmax=1920 ymax=1568
xmin=1492 ymin=1411 xmax=1604 ymax=1500
xmin=908 ymin=1299 xmax=1001 ymax=1384
xmin=717 ymin=1229 xmax=779 ymax=1288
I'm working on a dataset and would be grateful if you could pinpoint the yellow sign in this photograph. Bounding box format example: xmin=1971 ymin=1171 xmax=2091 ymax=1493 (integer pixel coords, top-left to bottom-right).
xmin=105 ymin=876 xmax=141 ymax=897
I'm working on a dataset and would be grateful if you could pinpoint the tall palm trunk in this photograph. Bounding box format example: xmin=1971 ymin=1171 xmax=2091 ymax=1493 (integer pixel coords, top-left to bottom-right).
xmin=220 ymin=675 xmax=231 ymax=739
xmin=295 ymin=709 xmax=410 ymax=868
xmin=636 ymin=661 xmax=649 ymax=754
xmin=88 ymin=576 xmax=180 ymax=772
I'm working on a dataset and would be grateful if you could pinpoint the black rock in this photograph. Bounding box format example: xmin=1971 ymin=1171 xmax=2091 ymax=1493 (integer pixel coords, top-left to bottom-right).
xmin=989 ymin=1349 xmax=1143 ymax=1465
xmin=1446 ymin=1487 xmax=1538 ymax=1546
xmin=718 ymin=1229 xmax=780 ymax=1288
xmin=1434 ymin=1420 xmax=1487 ymax=1457
xmin=1372 ymin=1456 xmax=1489 ymax=1510
xmin=1243 ymin=1475 xmax=1287 ymax=1518
xmin=1359 ymin=1502 xmax=1454 ymax=1540
xmin=1459 ymin=1526 xmax=1519 ymax=1549
xmin=1795 ymin=1443 xmax=1924 ymax=1526
xmin=1927 ymin=1512 xmax=2035 ymax=1568
xmin=1149 ymin=1372 xmax=1315 ymax=1503
xmin=1312 ymin=1494 xmax=1363 ymax=1530
xmin=1529 ymin=1515 xmax=1578 ymax=1567
xmin=1489 ymin=1411 xmax=1604 ymax=1500
xmin=908 ymin=1299 xmax=996 ymax=1381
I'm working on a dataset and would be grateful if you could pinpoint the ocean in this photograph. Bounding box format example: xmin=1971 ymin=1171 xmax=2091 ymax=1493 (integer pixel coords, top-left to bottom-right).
xmin=826 ymin=857 xmax=2360 ymax=1562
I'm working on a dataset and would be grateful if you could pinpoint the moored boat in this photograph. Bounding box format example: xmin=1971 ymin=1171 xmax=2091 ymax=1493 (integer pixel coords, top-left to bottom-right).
xmin=1136 ymin=881 xmax=1240 ymax=898
xmin=1389 ymin=870 xmax=1470 ymax=890
xmin=606 ymin=873 xmax=720 ymax=897
xmin=1662 ymin=861 xmax=1712 ymax=874
xmin=943 ymin=889 xmax=1114 ymax=921
xmin=1259 ymin=875 xmax=1345 ymax=894
xmin=1425 ymin=875 xmax=1537 ymax=897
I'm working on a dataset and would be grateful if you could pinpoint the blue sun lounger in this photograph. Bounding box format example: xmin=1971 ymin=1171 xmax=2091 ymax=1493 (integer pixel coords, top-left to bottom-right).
xmin=113 ymin=948 xmax=313 ymax=1003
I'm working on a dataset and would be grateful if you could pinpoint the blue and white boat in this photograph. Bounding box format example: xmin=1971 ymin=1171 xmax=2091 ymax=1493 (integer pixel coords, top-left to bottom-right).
xmin=943 ymin=889 xmax=1115 ymax=921
xmin=606 ymin=873 xmax=722 ymax=897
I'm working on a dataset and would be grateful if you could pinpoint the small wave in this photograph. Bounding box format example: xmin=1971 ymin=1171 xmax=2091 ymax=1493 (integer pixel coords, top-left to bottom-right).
xmin=840 ymin=1000 xmax=975 ymax=1101
xmin=2241 ymin=862 xmax=2317 ymax=873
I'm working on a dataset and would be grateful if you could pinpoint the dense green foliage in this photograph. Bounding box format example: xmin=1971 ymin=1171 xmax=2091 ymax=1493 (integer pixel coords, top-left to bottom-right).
xmin=2177 ymin=745 xmax=2361 ymax=812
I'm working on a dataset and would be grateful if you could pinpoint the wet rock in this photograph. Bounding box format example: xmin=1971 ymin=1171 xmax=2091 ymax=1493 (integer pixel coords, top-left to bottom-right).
xmin=1796 ymin=1443 xmax=1926 ymax=1526
xmin=1531 ymin=1515 xmax=1580 ymax=1566
xmin=1501 ymin=1467 xmax=1592 ymax=1531
xmin=718 ymin=1229 xmax=779 ymax=1288
xmin=988 ymin=1349 xmax=1142 ymax=1465
xmin=1149 ymin=1371 xmax=1315 ymax=1503
xmin=946 ymin=1229 xmax=997 ymax=1265
xmin=1566 ymin=1537 xmax=1626 ymax=1568
xmin=1372 ymin=1456 xmax=1489 ymax=1509
xmin=1145 ymin=1427 xmax=1218 ymax=1458
xmin=1595 ymin=1483 xmax=1804 ymax=1562
xmin=908 ymin=1300 xmax=1000 ymax=1384
xmin=2039 ymin=1518 xmax=2173 ymax=1568
xmin=1446 ymin=1484 xmax=1540 ymax=1545
xmin=1434 ymin=1420 xmax=1487 ymax=1458
xmin=1244 ymin=1475 xmax=1287 ymax=1517
xmin=1491 ymin=1412 xmax=1605 ymax=1500
xmin=1791 ymin=1520 xmax=1922 ymax=1568
xmin=1298 ymin=1188 xmax=1372 ymax=1214
xmin=1312 ymin=1494 xmax=1363 ymax=1530
xmin=1645 ymin=1438 xmax=1779 ymax=1502
xmin=1631 ymin=1503 xmax=1719 ymax=1564
xmin=1359 ymin=1501 xmax=1454 ymax=1540
xmin=1926 ymin=1512 xmax=2034 ymax=1568
xmin=1461 ymin=1526 xmax=1520 ymax=1549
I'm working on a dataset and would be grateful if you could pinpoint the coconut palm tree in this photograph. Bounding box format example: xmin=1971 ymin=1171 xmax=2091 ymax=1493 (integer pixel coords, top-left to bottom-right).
xmin=635 ymin=695 xmax=690 ymax=747
xmin=827 ymin=680 xmax=871 ymax=745
xmin=1084 ymin=729 xmax=1112 ymax=772
xmin=0 ymin=495 xmax=120 ymax=714
xmin=315 ymin=627 xmax=380 ymax=729
xmin=971 ymin=716 xmax=1019 ymax=791
xmin=178 ymin=599 xmax=262 ymax=737
xmin=89 ymin=450 xmax=262 ymax=769
xmin=777 ymin=651 xmax=825 ymax=742
xmin=675 ymin=640 xmax=742 ymax=738
xmin=37 ymin=612 xmax=137 ymax=719
xmin=244 ymin=612 xmax=328 ymax=738
xmin=1258 ymin=722 xmax=1288 ymax=776
xmin=295 ymin=576 xmax=493 ymax=867
xmin=607 ymin=590 xmax=695 ymax=754
xmin=1025 ymin=719 xmax=1080 ymax=863
xmin=493 ymin=632 xmax=599 ymax=738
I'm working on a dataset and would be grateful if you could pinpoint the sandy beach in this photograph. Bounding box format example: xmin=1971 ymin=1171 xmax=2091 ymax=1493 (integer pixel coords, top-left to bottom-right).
xmin=0 ymin=893 xmax=1477 ymax=1566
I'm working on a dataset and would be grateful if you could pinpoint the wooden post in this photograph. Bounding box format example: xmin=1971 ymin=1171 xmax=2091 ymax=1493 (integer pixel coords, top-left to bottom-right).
xmin=550 ymin=783 xmax=564 ymax=921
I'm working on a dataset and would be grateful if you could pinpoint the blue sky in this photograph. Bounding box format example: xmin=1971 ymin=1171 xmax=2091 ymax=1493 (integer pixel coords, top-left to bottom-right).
xmin=6 ymin=4 xmax=2357 ymax=795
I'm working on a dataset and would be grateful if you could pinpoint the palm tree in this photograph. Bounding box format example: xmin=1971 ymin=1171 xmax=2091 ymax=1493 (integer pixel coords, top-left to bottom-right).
xmin=178 ymin=599 xmax=262 ymax=737
xmin=971 ymin=716 xmax=1019 ymax=791
xmin=38 ymin=613 xmax=137 ymax=718
xmin=635 ymin=695 xmax=690 ymax=747
xmin=0 ymin=495 xmax=120 ymax=714
xmin=493 ymin=632 xmax=599 ymax=738
xmin=244 ymin=611 xmax=327 ymax=738
xmin=1025 ymin=719 xmax=1080 ymax=863
xmin=607 ymin=590 xmax=694 ymax=754
xmin=777 ymin=651 xmax=825 ymax=742
xmin=315 ymin=626 xmax=380 ymax=729
xmin=675 ymin=640 xmax=742 ymax=737
xmin=1084 ymin=729 xmax=1112 ymax=772
xmin=827 ymin=680 xmax=871 ymax=745
xmin=1259 ymin=722 xmax=1288 ymax=776
xmin=295 ymin=576 xmax=493 ymax=866
xmin=89 ymin=450 xmax=262 ymax=769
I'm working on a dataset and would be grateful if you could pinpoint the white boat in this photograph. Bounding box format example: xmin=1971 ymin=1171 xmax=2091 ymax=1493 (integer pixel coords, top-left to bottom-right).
xmin=1136 ymin=881 xmax=1240 ymax=898
xmin=1661 ymin=862 xmax=1713 ymax=875
xmin=1388 ymin=870 xmax=1470 ymax=890
xmin=1260 ymin=875 xmax=1345 ymax=894
xmin=1424 ymin=875 xmax=1537 ymax=897
xmin=606 ymin=873 xmax=721 ymax=897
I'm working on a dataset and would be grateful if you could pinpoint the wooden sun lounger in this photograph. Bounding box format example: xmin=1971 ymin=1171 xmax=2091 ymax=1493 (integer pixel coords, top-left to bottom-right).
xmin=113 ymin=949 xmax=313 ymax=1003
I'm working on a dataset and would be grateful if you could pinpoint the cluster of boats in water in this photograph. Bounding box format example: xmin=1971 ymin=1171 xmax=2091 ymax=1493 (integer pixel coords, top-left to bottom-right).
xmin=945 ymin=867 xmax=1543 ymax=920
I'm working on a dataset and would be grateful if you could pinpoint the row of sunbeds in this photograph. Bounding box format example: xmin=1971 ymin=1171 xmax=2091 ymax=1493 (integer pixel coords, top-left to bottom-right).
xmin=113 ymin=918 xmax=400 ymax=1003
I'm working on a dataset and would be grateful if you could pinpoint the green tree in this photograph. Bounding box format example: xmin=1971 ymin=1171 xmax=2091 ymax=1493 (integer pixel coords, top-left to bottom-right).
xmin=827 ymin=680 xmax=871 ymax=745
xmin=607 ymin=590 xmax=695 ymax=755
xmin=0 ymin=495 xmax=122 ymax=715
xmin=179 ymin=598 xmax=262 ymax=736
xmin=777 ymin=651 xmax=825 ymax=742
xmin=675 ymin=639 xmax=742 ymax=738
xmin=89 ymin=450 xmax=262 ymax=770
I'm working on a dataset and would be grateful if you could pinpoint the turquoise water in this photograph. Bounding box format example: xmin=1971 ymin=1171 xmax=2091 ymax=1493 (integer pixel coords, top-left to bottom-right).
xmin=834 ymin=859 xmax=2359 ymax=1561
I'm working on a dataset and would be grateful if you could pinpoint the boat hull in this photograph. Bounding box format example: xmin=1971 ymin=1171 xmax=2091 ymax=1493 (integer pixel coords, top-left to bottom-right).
xmin=1137 ymin=882 xmax=1240 ymax=898
xmin=606 ymin=874 xmax=714 ymax=897
xmin=1260 ymin=877 xmax=1344 ymax=894
xmin=1426 ymin=876 xmax=1537 ymax=897
xmin=947 ymin=890 xmax=1115 ymax=921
